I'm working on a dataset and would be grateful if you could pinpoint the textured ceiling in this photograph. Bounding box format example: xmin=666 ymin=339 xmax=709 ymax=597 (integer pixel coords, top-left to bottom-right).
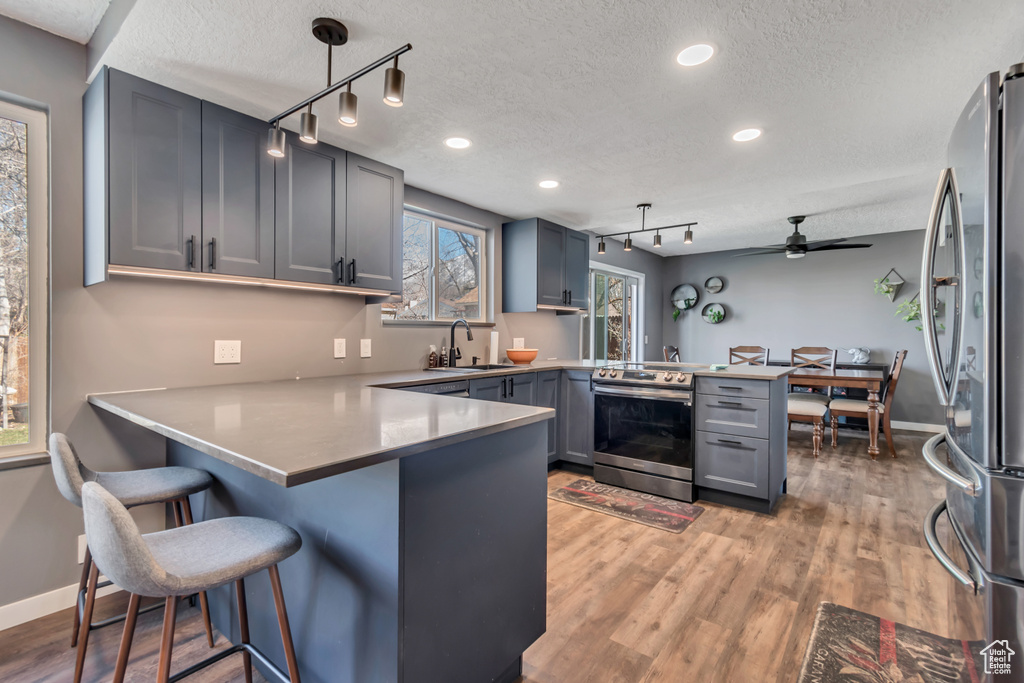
xmin=89 ymin=1 xmax=1024 ymax=254
xmin=0 ymin=0 xmax=110 ymax=43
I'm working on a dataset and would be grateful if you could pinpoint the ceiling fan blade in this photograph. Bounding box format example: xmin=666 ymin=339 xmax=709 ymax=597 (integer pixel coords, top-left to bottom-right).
xmin=809 ymin=243 xmax=873 ymax=251
xmin=732 ymin=248 xmax=788 ymax=257
xmin=803 ymin=238 xmax=847 ymax=249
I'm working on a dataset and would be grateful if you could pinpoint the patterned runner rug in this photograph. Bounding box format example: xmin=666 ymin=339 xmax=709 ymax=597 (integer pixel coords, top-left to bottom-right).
xmin=798 ymin=602 xmax=986 ymax=682
xmin=548 ymin=478 xmax=703 ymax=533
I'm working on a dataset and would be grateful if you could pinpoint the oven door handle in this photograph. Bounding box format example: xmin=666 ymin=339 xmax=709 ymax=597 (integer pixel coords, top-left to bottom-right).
xmin=594 ymin=385 xmax=692 ymax=403
xmin=923 ymin=500 xmax=984 ymax=594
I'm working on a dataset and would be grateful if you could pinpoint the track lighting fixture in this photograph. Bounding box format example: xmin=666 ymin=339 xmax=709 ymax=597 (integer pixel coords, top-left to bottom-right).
xmin=593 ymin=203 xmax=698 ymax=253
xmin=266 ymin=18 xmax=411 ymax=157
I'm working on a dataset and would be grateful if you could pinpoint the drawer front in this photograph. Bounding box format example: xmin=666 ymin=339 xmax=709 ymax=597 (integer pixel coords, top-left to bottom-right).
xmin=696 ymin=395 xmax=770 ymax=439
xmin=695 ymin=431 xmax=768 ymax=498
xmin=697 ymin=376 xmax=769 ymax=400
xmin=594 ymin=464 xmax=694 ymax=503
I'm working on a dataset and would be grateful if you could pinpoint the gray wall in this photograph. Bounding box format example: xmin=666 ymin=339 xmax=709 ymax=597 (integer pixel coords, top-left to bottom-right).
xmin=0 ymin=17 xmax=583 ymax=608
xmin=661 ymin=230 xmax=942 ymax=425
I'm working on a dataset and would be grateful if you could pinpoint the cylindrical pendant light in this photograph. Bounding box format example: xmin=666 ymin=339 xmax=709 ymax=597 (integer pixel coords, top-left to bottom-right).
xmin=300 ymin=105 xmax=319 ymax=143
xmin=597 ymin=238 xmax=606 ymax=255
xmin=267 ymin=124 xmax=286 ymax=158
xmin=339 ymin=83 xmax=358 ymax=126
xmin=684 ymin=228 xmax=693 ymax=244
xmin=654 ymin=231 xmax=662 ymax=248
xmin=383 ymin=57 xmax=405 ymax=107
xmin=623 ymin=235 xmax=632 ymax=252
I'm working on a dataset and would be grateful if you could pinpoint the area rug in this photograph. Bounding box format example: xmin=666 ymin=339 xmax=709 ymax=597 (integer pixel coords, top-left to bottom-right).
xmin=548 ymin=479 xmax=704 ymax=533
xmin=798 ymin=602 xmax=987 ymax=682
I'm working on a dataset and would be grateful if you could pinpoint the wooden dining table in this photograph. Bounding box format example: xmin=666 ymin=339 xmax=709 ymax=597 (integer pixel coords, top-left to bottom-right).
xmin=786 ymin=367 xmax=886 ymax=459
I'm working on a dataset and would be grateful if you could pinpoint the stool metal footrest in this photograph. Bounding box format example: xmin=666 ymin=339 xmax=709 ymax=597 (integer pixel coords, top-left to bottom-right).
xmin=168 ymin=643 xmax=293 ymax=683
xmin=77 ymin=581 xmax=164 ymax=632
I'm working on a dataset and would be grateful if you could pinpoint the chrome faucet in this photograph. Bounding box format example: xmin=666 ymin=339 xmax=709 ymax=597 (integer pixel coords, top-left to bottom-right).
xmin=449 ymin=319 xmax=474 ymax=367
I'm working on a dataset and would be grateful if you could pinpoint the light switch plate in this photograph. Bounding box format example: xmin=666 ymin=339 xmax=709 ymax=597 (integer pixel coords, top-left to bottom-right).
xmin=214 ymin=340 xmax=241 ymax=364
xmin=360 ymin=339 xmax=371 ymax=358
xmin=513 ymin=338 xmax=525 ymax=349
xmin=334 ymin=338 xmax=346 ymax=359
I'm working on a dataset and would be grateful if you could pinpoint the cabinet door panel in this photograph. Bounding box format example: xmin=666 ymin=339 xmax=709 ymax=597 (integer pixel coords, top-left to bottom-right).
xmin=508 ymin=373 xmax=537 ymax=406
xmin=560 ymin=371 xmax=594 ymax=465
xmin=469 ymin=376 xmax=506 ymax=402
xmin=275 ymin=136 xmax=346 ymax=284
xmin=695 ymin=395 xmax=770 ymax=439
xmin=695 ymin=431 xmax=769 ymax=498
xmin=536 ymin=221 xmax=566 ymax=307
xmin=564 ymin=229 xmax=590 ymax=309
xmin=537 ymin=371 xmax=560 ymax=460
xmin=346 ymin=154 xmax=403 ymax=291
xmin=108 ymin=69 xmax=201 ymax=271
xmin=201 ymin=102 xmax=275 ymax=278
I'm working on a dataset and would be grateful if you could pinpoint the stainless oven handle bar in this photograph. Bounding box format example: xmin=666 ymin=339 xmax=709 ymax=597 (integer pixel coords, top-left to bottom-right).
xmin=593 ymin=384 xmax=692 ymax=403
xmin=921 ymin=432 xmax=980 ymax=496
xmin=923 ymin=500 xmax=982 ymax=594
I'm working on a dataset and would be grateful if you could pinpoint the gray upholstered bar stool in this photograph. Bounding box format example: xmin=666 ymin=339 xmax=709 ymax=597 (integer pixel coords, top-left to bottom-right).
xmin=47 ymin=433 xmax=215 ymax=682
xmin=81 ymin=481 xmax=303 ymax=683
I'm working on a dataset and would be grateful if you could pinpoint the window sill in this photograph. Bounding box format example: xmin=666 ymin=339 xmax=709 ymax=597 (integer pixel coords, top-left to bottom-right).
xmin=0 ymin=452 xmax=50 ymax=472
xmin=382 ymin=320 xmax=496 ymax=328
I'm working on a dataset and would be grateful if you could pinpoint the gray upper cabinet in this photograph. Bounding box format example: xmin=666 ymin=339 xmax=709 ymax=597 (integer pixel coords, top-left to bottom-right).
xmin=85 ymin=67 xmax=203 ymax=282
xmin=502 ymin=218 xmax=590 ymax=312
xmin=201 ymin=102 xmax=275 ymax=278
xmin=274 ymin=132 xmax=347 ymax=285
xmin=346 ymin=154 xmax=403 ymax=292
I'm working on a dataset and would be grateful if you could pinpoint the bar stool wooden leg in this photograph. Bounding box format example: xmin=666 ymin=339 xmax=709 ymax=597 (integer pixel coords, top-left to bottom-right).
xmin=157 ymin=596 xmax=178 ymax=683
xmin=73 ymin=562 xmax=99 ymax=683
xmin=70 ymin=545 xmax=92 ymax=647
xmin=179 ymin=497 xmax=215 ymax=649
xmin=112 ymin=593 xmax=141 ymax=683
xmin=268 ymin=564 xmax=301 ymax=683
xmin=171 ymin=499 xmax=183 ymax=528
xmin=236 ymin=578 xmax=253 ymax=683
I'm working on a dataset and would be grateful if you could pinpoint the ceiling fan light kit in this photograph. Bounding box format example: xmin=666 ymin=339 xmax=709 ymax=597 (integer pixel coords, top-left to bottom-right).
xmin=595 ymin=203 xmax=697 ymax=253
xmin=267 ymin=18 xmax=411 ymax=157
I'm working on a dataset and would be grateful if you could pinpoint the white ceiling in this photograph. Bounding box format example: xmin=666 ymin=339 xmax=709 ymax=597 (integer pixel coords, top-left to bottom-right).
xmin=0 ymin=0 xmax=109 ymax=43
xmin=10 ymin=0 xmax=1024 ymax=255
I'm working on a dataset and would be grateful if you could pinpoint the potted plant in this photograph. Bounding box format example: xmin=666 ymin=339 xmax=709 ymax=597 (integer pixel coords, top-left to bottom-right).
xmin=874 ymin=268 xmax=905 ymax=302
xmin=895 ymin=296 xmax=923 ymax=331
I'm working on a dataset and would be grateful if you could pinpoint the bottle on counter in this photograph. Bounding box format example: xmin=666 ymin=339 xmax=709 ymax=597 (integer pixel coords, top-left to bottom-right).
xmin=440 ymin=343 xmax=449 ymax=367
xmin=427 ymin=345 xmax=438 ymax=369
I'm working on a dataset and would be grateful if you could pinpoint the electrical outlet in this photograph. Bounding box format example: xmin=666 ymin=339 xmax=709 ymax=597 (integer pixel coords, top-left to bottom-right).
xmin=334 ymin=338 xmax=346 ymax=359
xmin=513 ymin=338 xmax=525 ymax=349
xmin=78 ymin=534 xmax=87 ymax=564
xmin=214 ymin=340 xmax=242 ymax=364
xmin=360 ymin=339 xmax=371 ymax=358
xmin=645 ymin=335 xmax=649 ymax=344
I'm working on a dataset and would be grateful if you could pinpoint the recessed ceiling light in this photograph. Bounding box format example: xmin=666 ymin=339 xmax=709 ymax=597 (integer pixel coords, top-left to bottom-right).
xmin=676 ymin=44 xmax=715 ymax=66
xmin=539 ymin=180 xmax=559 ymax=189
xmin=444 ymin=137 xmax=472 ymax=149
xmin=732 ymin=128 xmax=762 ymax=142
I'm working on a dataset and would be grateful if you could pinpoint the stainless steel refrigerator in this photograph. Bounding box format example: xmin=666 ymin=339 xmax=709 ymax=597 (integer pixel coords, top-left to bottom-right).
xmin=921 ymin=61 xmax=1024 ymax=676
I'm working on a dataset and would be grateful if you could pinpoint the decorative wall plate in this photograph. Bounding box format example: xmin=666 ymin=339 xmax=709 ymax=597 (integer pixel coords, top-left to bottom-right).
xmin=671 ymin=284 xmax=699 ymax=311
xmin=702 ymin=303 xmax=726 ymax=324
xmin=704 ymin=276 xmax=724 ymax=294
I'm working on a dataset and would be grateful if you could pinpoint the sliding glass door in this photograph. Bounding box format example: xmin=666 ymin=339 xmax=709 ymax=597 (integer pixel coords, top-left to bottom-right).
xmin=586 ymin=267 xmax=640 ymax=363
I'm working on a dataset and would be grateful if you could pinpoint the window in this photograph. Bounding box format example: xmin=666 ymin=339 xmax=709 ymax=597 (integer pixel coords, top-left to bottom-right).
xmin=0 ymin=100 xmax=48 ymax=458
xmin=582 ymin=264 xmax=643 ymax=363
xmin=382 ymin=210 xmax=487 ymax=322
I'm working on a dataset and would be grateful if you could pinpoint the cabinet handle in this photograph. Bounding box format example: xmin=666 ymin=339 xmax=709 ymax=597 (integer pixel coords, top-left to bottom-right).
xmin=717 ymin=400 xmax=743 ymax=407
xmin=188 ymin=235 xmax=196 ymax=269
xmin=719 ymin=386 xmax=743 ymax=391
xmin=349 ymin=259 xmax=357 ymax=285
xmin=717 ymin=439 xmax=743 ymax=446
xmin=502 ymin=377 xmax=507 ymax=399
xmin=568 ymin=290 xmax=572 ymax=305
xmin=336 ymin=259 xmax=345 ymax=283
xmin=209 ymin=237 xmax=217 ymax=270
xmin=510 ymin=377 xmax=514 ymax=398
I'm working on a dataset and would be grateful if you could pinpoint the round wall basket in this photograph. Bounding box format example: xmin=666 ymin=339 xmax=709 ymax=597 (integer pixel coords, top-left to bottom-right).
xmin=704 ymin=276 xmax=724 ymax=294
xmin=671 ymin=284 xmax=699 ymax=311
xmin=702 ymin=303 xmax=726 ymax=324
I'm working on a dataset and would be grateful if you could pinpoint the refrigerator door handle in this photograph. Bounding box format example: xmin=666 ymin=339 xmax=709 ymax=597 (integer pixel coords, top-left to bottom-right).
xmin=923 ymin=500 xmax=984 ymax=594
xmin=921 ymin=432 xmax=981 ymax=496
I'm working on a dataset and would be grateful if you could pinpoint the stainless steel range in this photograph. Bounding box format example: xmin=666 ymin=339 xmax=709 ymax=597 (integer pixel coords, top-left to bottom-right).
xmin=591 ymin=362 xmax=699 ymax=502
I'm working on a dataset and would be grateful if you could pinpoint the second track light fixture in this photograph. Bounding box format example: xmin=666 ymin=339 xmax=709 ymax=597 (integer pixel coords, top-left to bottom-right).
xmin=594 ymin=204 xmax=697 ymax=253
xmin=267 ymin=18 xmax=411 ymax=157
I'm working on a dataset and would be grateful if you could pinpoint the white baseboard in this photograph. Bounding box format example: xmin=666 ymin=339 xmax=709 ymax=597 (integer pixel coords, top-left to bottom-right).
xmin=891 ymin=420 xmax=945 ymax=433
xmin=0 ymin=575 xmax=123 ymax=633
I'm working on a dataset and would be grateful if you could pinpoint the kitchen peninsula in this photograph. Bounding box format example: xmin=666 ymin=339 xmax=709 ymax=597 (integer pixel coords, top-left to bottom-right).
xmin=88 ymin=369 xmax=559 ymax=683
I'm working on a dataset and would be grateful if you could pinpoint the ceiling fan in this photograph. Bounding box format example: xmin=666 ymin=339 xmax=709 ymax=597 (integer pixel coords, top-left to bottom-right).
xmin=736 ymin=216 xmax=872 ymax=259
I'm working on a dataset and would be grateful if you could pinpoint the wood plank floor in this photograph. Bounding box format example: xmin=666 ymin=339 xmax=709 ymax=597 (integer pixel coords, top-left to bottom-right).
xmin=0 ymin=427 xmax=983 ymax=682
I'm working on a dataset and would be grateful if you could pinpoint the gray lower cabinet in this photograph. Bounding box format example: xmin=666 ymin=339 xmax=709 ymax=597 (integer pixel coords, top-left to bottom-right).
xmin=346 ymin=154 xmax=403 ymax=292
xmin=694 ymin=376 xmax=787 ymax=513
xmin=274 ymin=132 xmax=347 ymax=285
xmin=559 ymin=370 xmax=594 ymax=466
xmin=86 ymin=67 xmax=203 ymax=281
xmin=507 ymin=373 xmax=537 ymax=406
xmin=201 ymin=102 xmax=276 ymax=278
xmin=469 ymin=376 xmax=507 ymax=402
xmin=536 ymin=371 xmax=560 ymax=462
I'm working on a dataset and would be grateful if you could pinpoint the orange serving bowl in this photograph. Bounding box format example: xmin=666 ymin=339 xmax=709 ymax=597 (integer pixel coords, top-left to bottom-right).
xmin=506 ymin=349 xmax=539 ymax=365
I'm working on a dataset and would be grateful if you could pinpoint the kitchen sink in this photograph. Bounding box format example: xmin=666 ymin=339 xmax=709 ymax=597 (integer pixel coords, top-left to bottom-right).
xmin=422 ymin=364 xmax=515 ymax=373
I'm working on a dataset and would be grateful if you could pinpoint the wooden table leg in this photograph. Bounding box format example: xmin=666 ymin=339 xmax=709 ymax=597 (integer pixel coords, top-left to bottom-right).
xmin=867 ymin=388 xmax=881 ymax=460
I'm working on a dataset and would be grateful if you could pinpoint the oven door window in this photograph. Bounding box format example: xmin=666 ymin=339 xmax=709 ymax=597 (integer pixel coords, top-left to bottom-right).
xmin=594 ymin=393 xmax=693 ymax=470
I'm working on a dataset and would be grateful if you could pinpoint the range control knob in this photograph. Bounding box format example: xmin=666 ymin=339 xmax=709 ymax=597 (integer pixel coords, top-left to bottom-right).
xmin=598 ymin=368 xmax=607 ymax=377
xmin=663 ymin=373 xmax=674 ymax=382
xmin=609 ymin=370 xmax=618 ymax=378
xmin=677 ymin=373 xmax=688 ymax=382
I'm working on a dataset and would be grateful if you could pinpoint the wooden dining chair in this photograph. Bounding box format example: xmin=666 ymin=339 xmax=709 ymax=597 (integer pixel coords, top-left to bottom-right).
xmin=664 ymin=345 xmax=680 ymax=363
xmin=789 ymin=347 xmax=838 ymax=405
xmin=729 ymin=346 xmax=770 ymax=366
xmin=829 ymin=350 xmax=907 ymax=458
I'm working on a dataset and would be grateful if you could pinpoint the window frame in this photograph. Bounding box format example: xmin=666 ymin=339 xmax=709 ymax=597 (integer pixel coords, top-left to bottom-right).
xmin=0 ymin=99 xmax=49 ymax=462
xmin=382 ymin=208 xmax=489 ymax=325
